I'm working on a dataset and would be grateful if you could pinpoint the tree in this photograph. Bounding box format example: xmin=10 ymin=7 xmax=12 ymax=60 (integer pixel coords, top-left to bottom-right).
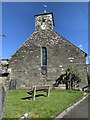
xmin=65 ymin=66 xmax=81 ymax=89
xmin=55 ymin=66 xmax=81 ymax=90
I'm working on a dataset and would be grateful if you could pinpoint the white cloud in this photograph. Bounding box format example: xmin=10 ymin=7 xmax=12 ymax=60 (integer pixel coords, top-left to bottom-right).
xmin=88 ymin=56 xmax=90 ymax=59
xmin=86 ymin=56 xmax=90 ymax=64
xmin=78 ymin=44 xmax=83 ymax=50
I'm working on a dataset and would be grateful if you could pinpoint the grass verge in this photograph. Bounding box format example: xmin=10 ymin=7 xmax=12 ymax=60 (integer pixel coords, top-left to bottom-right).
xmin=3 ymin=89 xmax=84 ymax=119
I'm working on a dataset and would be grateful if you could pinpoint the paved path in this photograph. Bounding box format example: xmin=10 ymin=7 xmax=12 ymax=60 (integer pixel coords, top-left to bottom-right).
xmin=63 ymin=94 xmax=89 ymax=119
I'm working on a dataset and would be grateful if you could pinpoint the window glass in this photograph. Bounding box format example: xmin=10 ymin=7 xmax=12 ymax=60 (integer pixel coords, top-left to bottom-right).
xmin=42 ymin=47 xmax=47 ymax=65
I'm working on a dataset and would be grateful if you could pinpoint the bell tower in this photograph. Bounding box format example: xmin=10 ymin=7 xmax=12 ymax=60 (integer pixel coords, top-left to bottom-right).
xmin=35 ymin=12 xmax=55 ymax=31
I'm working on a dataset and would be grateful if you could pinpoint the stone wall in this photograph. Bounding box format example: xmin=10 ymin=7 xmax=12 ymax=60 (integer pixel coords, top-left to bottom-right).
xmin=8 ymin=30 xmax=87 ymax=88
xmin=87 ymin=64 xmax=90 ymax=74
xmin=0 ymin=60 xmax=9 ymax=87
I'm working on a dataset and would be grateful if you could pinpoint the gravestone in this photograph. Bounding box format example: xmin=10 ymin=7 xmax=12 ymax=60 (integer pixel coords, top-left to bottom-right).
xmin=9 ymin=79 xmax=16 ymax=89
xmin=0 ymin=86 xmax=6 ymax=120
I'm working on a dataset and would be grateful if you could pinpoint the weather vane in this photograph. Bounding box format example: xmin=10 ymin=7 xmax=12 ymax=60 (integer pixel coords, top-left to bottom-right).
xmin=44 ymin=4 xmax=47 ymax=13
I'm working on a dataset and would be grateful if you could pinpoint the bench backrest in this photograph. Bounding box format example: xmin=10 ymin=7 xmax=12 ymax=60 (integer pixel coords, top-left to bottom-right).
xmin=31 ymin=85 xmax=50 ymax=91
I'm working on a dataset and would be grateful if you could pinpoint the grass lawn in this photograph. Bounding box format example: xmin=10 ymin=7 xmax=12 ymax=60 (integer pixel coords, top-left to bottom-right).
xmin=3 ymin=89 xmax=84 ymax=119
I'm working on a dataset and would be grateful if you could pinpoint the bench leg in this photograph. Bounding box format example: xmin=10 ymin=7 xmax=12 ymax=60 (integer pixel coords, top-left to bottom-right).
xmin=32 ymin=87 xmax=36 ymax=101
xmin=46 ymin=87 xmax=50 ymax=97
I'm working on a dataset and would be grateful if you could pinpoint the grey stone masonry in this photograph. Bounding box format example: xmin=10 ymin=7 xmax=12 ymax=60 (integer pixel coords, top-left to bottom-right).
xmin=87 ymin=64 xmax=90 ymax=74
xmin=8 ymin=12 xmax=87 ymax=88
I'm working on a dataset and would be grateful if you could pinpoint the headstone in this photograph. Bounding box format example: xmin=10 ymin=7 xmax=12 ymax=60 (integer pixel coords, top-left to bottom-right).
xmin=9 ymin=79 xmax=16 ymax=89
xmin=0 ymin=86 xmax=6 ymax=120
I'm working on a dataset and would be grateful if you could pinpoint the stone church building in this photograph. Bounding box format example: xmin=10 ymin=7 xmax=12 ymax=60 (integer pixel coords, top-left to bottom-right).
xmin=8 ymin=12 xmax=87 ymax=88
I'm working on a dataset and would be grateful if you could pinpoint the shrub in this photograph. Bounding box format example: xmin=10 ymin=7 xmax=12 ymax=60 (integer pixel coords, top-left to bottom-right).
xmin=55 ymin=66 xmax=81 ymax=90
xmin=64 ymin=66 xmax=81 ymax=89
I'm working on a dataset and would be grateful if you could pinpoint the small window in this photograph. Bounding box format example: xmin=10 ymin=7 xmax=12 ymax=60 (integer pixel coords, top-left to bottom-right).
xmin=42 ymin=47 xmax=47 ymax=66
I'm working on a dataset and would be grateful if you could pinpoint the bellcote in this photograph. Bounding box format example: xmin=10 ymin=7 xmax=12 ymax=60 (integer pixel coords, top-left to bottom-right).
xmin=35 ymin=12 xmax=55 ymax=31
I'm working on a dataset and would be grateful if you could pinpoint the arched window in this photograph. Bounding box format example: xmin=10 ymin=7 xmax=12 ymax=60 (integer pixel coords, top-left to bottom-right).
xmin=42 ymin=47 xmax=47 ymax=66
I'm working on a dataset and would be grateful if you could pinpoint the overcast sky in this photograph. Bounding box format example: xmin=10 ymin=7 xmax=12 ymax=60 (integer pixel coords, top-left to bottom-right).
xmin=1 ymin=2 xmax=88 ymax=62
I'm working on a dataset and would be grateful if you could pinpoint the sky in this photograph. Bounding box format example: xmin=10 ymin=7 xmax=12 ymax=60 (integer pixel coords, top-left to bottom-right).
xmin=1 ymin=2 xmax=88 ymax=62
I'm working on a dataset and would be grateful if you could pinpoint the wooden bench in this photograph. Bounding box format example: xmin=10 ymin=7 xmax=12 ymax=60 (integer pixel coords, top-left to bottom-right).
xmin=28 ymin=85 xmax=50 ymax=101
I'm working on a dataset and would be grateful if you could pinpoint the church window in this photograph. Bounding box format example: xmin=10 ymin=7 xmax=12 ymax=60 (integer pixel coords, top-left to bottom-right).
xmin=42 ymin=47 xmax=47 ymax=66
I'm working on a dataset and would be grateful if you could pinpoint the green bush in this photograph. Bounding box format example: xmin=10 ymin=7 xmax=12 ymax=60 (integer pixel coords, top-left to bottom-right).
xmin=64 ymin=66 xmax=81 ymax=89
xmin=54 ymin=65 xmax=81 ymax=90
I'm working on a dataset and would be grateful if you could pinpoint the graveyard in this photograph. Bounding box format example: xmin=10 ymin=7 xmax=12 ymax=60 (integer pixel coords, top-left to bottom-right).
xmin=1 ymin=3 xmax=89 ymax=119
xmin=0 ymin=59 xmax=89 ymax=119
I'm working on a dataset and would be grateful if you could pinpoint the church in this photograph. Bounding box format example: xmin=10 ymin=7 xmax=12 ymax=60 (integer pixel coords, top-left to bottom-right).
xmin=8 ymin=12 xmax=87 ymax=88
